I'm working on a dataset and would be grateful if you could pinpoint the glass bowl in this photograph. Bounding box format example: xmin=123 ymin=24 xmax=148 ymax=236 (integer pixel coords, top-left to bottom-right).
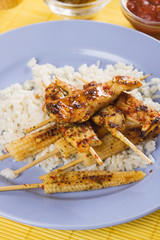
xmin=44 ymin=0 xmax=111 ymax=19
xmin=120 ymin=0 xmax=160 ymax=34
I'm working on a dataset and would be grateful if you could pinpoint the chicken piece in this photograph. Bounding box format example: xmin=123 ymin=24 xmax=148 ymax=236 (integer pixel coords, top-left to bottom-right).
xmin=92 ymin=105 xmax=141 ymax=136
xmin=44 ymin=77 xmax=77 ymax=108
xmin=83 ymin=81 xmax=98 ymax=89
xmin=116 ymin=92 xmax=160 ymax=138
xmin=92 ymin=124 xmax=109 ymax=138
xmin=92 ymin=105 xmax=125 ymax=132
xmin=55 ymin=77 xmax=78 ymax=96
xmin=125 ymin=117 xmax=141 ymax=129
xmin=61 ymin=122 xmax=101 ymax=152
xmin=46 ymin=76 xmax=142 ymax=124
xmin=42 ymin=170 xmax=146 ymax=194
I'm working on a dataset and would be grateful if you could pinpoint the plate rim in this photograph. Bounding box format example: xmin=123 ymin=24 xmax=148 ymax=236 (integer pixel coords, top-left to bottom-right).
xmin=0 ymin=20 xmax=160 ymax=230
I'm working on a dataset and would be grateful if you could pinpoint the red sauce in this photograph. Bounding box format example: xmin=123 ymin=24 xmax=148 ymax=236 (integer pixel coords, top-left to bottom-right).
xmin=127 ymin=0 xmax=160 ymax=22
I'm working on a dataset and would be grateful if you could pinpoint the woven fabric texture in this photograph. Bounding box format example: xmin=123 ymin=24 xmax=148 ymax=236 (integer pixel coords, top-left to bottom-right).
xmin=0 ymin=0 xmax=160 ymax=239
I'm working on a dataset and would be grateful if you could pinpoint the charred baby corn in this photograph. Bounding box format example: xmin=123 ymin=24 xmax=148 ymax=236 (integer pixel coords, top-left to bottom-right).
xmin=42 ymin=170 xmax=146 ymax=194
xmin=6 ymin=126 xmax=62 ymax=161
xmin=54 ymin=137 xmax=77 ymax=158
xmin=79 ymin=128 xmax=142 ymax=166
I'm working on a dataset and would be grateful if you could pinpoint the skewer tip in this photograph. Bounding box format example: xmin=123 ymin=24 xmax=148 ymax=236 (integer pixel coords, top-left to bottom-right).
xmin=140 ymin=74 xmax=152 ymax=81
xmin=75 ymin=76 xmax=88 ymax=84
xmin=0 ymin=152 xmax=11 ymax=161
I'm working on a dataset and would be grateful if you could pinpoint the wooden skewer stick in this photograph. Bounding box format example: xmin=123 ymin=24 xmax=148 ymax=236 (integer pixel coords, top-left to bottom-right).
xmin=0 ymin=148 xmax=58 ymax=169
xmin=40 ymin=158 xmax=83 ymax=180
xmin=111 ymin=130 xmax=152 ymax=165
xmin=0 ymin=183 xmax=42 ymax=192
xmin=55 ymin=158 xmax=83 ymax=171
xmin=40 ymin=148 xmax=104 ymax=180
xmin=76 ymin=76 xmax=88 ymax=84
xmin=40 ymin=149 xmax=103 ymax=181
xmin=13 ymin=148 xmax=59 ymax=176
xmin=2 ymin=148 xmax=102 ymax=178
xmin=140 ymin=74 xmax=152 ymax=81
xmin=26 ymin=118 xmax=55 ymax=133
xmin=0 ymin=158 xmax=83 ymax=191
xmin=41 ymin=80 xmax=47 ymax=88
xmin=89 ymin=147 xmax=103 ymax=165
xmin=0 ymin=153 xmax=11 ymax=161
xmin=14 ymin=146 xmax=103 ymax=178
xmin=76 ymin=75 xmax=151 ymax=84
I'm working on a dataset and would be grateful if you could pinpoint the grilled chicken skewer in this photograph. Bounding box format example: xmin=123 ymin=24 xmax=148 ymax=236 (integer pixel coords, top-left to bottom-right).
xmin=116 ymin=92 xmax=160 ymax=138
xmin=92 ymin=105 xmax=152 ymax=164
xmin=26 ymin=78 xmax=96 ymax=133
xmin=45 ymin=76 xmax=142 ymax=124
xmin=0 ymin=170 xmax=146 ymax=193
xmin=92 ymin=90 xmax=160 ymax=140
xmin=1 ymin=77 xmax=102 ymax=158
xmin=79 ymin=76 xmax=151 ymax=164
xmin=39 ymin=88 xmax=160 ymax=175
xmin=26 ymin=77 xmax=78 ymax=133
xmin=24 ymin=79 xmax=157 ymax=171
xmin=44 ymin=76 xmax=78 ymax=108
xmin=30 ymin=77 xmax=103 ymax=164
xmin=26 ymin=76 xmax=142 ymax=132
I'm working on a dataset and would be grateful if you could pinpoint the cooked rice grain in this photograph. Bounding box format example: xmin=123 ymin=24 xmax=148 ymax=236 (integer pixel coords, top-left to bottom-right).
xmin=0 ymin=59 xmax=160 ymax=175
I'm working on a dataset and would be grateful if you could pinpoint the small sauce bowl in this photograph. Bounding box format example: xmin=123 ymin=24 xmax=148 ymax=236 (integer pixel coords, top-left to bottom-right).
xmin=0 ymin=0 xmax=22 ymax=10
xmin=44 ymin=0 xmax=111 ymax=19
xmin=120 ymin=0 xmax=160 ymax=34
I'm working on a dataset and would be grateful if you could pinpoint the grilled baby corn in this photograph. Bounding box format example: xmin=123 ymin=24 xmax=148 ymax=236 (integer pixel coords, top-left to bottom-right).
xmin=42 ymin=170 xmax=146 ymax=194
xmin=54 ymin=137 xmax=77 ymax=158
xmin=6 ymin=126 xmax=62 ymax=161
xmin=79 ymin=128 xmax=142 ymax=166
xmin=45 ymin=76 xmax=142 ymax=124
xmin=5 ymin=121 xmax=101 ymax=161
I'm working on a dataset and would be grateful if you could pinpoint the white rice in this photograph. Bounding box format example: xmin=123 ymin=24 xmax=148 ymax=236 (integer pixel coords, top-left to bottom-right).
xmin=1 ymin=58 xmax=160 ymax=179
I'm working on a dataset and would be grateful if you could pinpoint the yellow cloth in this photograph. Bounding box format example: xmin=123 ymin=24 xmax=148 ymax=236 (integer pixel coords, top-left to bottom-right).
xmin=0 ymin=0 xmax=160 ymax=239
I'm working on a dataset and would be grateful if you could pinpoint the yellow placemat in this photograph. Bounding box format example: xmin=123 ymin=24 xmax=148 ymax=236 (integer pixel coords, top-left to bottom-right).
xmin=0 ymin=0 xmax=160 ymax=239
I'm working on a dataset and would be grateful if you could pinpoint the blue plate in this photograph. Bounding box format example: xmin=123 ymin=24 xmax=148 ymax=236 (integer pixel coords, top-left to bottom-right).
xmin=0 ymin=20 xmax=160 ymax=230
